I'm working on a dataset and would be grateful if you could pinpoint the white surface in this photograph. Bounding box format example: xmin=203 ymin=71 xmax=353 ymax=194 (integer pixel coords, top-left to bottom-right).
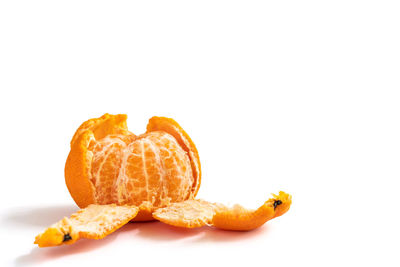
xmin=1 ymin=1 xmax=399 ymax=266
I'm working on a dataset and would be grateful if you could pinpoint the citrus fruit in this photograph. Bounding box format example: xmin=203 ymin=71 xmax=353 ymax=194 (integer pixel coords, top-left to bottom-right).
xmin=65 ymin=113 xmax=201 ymax=221
xmin=34 ymin=114 xmax=292 ymax=247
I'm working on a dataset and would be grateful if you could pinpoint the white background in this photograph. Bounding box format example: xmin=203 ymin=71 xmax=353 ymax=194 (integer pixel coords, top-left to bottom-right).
xmin=0 ymin=1 xmax=399 ymax=266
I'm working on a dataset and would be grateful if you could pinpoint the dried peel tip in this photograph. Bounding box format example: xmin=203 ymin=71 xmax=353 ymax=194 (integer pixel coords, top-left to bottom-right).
xmin=270 ymin=191 xmax=292 ymax=218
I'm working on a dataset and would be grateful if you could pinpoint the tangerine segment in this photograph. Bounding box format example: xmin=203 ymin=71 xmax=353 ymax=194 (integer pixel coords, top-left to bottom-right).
xmin=153 ymin=192 xmax=292 ymax=231
xmin=90 ymin=136 xmax=128 ymax=205
xmin=34 ymin=204 xmax=139 ymax=247
xmin=212 ymin=191 xmax=292 ymax=231
xmin=147 ymin=117 xmax=201 ymax=198
xmin=65 ymin=114 xmax=135 ymax=208
xmin=114 ymin=131 xmax=194 ymax=207
xmin=153 ymin=199 xmax=219 ymax=228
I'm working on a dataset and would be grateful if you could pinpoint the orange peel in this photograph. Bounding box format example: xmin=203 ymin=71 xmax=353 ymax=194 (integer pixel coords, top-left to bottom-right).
xmin=212 ymin=191 xmax=292 ymax=231
xmin=153 ymin=199 xmax=220 ymax=228
xmin=153 ymin=191 xmax=292 ymax=231
xmin=35 ymin=204 xmax=139 ymax=247
xmin=35 ymin=114 xmax=292 ymax=247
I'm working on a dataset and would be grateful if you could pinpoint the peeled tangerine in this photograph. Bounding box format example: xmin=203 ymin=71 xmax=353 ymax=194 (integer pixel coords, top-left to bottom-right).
xmin=34 ymin=114 xmax=292 ymax=247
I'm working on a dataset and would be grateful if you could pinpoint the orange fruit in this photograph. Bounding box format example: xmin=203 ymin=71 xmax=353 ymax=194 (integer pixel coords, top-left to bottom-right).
xmin=35 ymin=114 xmax=292 ymax=247
xmin=65 ymin=113 xmax=201 ymax=221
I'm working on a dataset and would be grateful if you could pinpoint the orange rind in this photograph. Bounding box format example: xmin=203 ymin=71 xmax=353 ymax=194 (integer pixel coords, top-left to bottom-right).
xmin=153 ymin=199 xmax=220 ymax=228
xmin=153 ymin=191 xmax=292 ymax=231
xmin=35 ymin=114 xmax=292 ymax=247
xmin=34 ymin=204 xmax=139 ymax=247
xmin=212 ymin=191 xmax=292 ymax=231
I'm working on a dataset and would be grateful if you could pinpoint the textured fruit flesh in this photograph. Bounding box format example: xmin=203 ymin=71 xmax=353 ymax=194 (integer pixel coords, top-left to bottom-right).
xmin=88 ymin=131 xmax=194 ymax=208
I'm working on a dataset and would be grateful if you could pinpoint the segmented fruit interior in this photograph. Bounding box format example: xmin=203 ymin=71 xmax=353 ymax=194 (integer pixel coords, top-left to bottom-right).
xmin=86 ymin=131 xmax=194 ymax=208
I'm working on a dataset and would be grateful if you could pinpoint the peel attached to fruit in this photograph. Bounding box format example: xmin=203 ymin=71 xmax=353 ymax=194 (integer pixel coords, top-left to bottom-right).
xmin=65 ymin=114 xmax=201 ymax=220
xmin=35 ymin=114 xmax=292 ymax=247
